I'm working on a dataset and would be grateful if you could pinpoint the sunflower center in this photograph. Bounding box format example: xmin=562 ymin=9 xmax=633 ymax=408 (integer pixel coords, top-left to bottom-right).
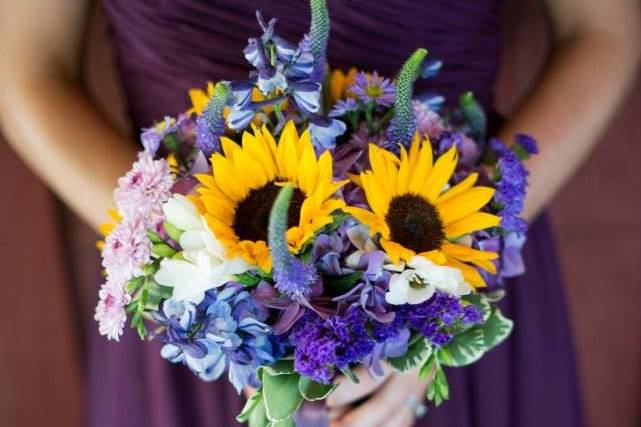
xmin=385 ymin=194 xmax=445 ymax=254
xmin=233 ymin=182 xmax=305 ymax=242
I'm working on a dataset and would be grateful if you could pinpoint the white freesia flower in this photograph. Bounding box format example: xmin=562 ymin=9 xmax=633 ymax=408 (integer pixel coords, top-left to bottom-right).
xmin=155 ymin=195 xmax=250 ymax=304
xmin=385 ymin=256 xmax=472 ymax=305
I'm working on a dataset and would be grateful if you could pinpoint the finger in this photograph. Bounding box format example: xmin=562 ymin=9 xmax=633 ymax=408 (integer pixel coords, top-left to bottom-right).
xmin=383 ymin=407 xmax=415 ymax=427
xmin=332 ymin=372 xmax=415 ymax=427
xmin=328 ymin=405 xmax=348 ymax=422
xmin=326 ymin=365 xmax=392 ymax=409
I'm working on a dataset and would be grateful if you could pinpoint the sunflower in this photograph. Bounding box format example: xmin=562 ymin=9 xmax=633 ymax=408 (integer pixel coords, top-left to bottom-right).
xmin=345 ymin=135 xmax=500 ymax=287
xmin=195 ymin=121 xmax=347 ymax=271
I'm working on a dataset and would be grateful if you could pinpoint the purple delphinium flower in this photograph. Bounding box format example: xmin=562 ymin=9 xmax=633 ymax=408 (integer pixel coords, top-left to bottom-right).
xmin=489 ymin=138 xmax=529 ymax=233
xmin=155 ymin=287 xmax=280 ymax=393
xmin=329 ymin=98 xmax=358 ymax=118
xmin=308 ymin=118 xmax=346 ymax=153
xmin=350 ymin=71 xmax=395 ymax=107
xmin=397 ymin=291 xmax=482 ymax=347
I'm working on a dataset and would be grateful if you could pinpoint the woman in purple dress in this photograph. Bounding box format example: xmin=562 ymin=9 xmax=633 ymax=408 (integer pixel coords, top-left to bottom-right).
xmin=1 ymin=1 xmax=639 ymax=426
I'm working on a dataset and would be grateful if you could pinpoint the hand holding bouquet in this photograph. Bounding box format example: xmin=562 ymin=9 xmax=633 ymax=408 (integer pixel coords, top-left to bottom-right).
xmin=95 ymin=1 xmax=537 ymax=425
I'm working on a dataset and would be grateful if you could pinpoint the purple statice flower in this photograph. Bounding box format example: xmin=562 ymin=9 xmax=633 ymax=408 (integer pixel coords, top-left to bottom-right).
xmin=156 ymin=287 xmax=280 ymax=393
xmin=101 ymin=215 xmax=153 ymax=283
xmin=412 ymin=100 xmax=445 ymax=139
xmin=94 ymin=276 xmax=131 ymax=341
xmin=397 ymin=291 xmax=482 ymax=347
xmin=350 ymin=71 xmax=395 ymax=107
xmin=289 ymin=306 xmax=376 ymax=384
xmin=515 ymin=133 xmax=539 ymax=155
xmin=489 ymin=139 xmax=529 ymax=233
xmin=329 ymin=98 xmax=358 ymax=118
xmin=113 ymin=152 xmax=174 ymax=219
xmin=140 ymin=116 xmax=176 ymax=156
xmin=438 ymin=131 xmax=480 ymax=166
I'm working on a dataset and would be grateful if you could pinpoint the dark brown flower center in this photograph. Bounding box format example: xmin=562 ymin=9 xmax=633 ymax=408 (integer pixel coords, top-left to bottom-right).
xmin=384 ymin=194 xmax=445 ymax=253
xmin=233 ymin=182 xmax=305 ymax=242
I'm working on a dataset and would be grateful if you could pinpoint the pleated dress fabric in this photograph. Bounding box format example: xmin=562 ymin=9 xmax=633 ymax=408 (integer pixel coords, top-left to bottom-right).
xmin=88 ymin=1 xmax=585 ymax=426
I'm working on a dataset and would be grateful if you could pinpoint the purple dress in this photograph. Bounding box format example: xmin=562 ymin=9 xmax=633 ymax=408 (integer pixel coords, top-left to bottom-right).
xmin=89 ymin=1 xmax=584 ymax=426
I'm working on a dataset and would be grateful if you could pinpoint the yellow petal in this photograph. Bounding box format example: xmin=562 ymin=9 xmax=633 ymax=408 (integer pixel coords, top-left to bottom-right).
xmin=408 ymin=138 xmax=434 ymax=194
xmin=212 ymin=154 xmax=248 ymax=201
xmin=380 ymin=238 xmax=415 ymax=265
xmin=344 ymin=207 xmax=390 ymax=237
xmin=422 ymin=145 xmax=458 ymax=202
xmin=436 ymin=173 xmax=478 ymax=204
xmin=445 ymin=259 xmax=486 ymax=288
xmin=437 ymin=186 xmax=496 ymax=225
xmin=445 ymin=212 xmax=501 ymax=238
xmin=441 ymin=242 xmax=498 ymax=261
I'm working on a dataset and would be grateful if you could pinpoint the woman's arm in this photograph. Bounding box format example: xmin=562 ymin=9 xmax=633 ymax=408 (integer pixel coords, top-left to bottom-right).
xmin=328 ymin=1 xmax=640 ymax=426
xmin=505 ymin=0 xmax=641 ymax=219
xmin=0 ymin=0 xmax=137 ymax=230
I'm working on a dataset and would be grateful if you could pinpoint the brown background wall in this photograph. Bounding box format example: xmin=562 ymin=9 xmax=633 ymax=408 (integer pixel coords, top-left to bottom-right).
xmin=0 ymin=1 xmax=639 ymax=426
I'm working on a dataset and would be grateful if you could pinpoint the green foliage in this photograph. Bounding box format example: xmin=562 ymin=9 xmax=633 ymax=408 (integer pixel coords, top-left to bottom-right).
xmin=151 ymin=243 xmax=177 ymax=258
xmin=163 ymin=220 xmax=183 ymax=242
xmin=459 ymin=91 xmax=486 ymax=142
xmin=388 ymin=336 xmax=433 ymax=372
xmin=391 ymin=48 xmax=427 ymax=144
xmin=262 ymin=371 xmax=304 ymax=422
xmin=323 ymin=271 xmax=363 ymax=295
xmin=298 ymin=376 xmax=336 ymax=401
xmin=438 ymin=306 xmax=513 ymax=367
xmin=425 ymin=354 xmax=449 ymax=406
xmin=462 ymin=293 xmax=492 ymax=323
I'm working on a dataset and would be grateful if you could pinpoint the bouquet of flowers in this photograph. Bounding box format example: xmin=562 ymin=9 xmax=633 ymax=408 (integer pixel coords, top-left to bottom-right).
xmin=95 ymin=1 xmax=538 ymax=425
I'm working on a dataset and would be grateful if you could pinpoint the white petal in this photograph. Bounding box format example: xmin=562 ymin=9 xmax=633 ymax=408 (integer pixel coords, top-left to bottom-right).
xmin=163 ymin=195 xmax=202 ymax=230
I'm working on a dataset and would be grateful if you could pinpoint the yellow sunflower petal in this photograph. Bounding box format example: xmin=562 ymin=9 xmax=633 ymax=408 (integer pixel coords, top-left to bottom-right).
xmin=344 ymin=206 xmax=390 ymax=237
xmin=437 ymin=186 xmax=496 ymax=225
xmin=441 ymin=242 xmax=498 ymax=262
xmin=445 ymin=212 xmax=501 ymax=238
xmin=408 ymin=138 xmax=434 ymax=194
xmin=445 ymin=259 xmax=486 ymax=288
xmin=422 ymin=145 xmax=458 ymax=202
xmin=211 ymin=154 xmax=248 ymax=201
xmin=436 ymin=173 xmax=478 ymax=204
xmin=380 ymin=239 xmax=415 ymax=265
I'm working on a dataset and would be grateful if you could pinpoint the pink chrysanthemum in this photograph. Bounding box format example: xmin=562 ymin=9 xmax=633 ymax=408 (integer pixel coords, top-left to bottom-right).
xmin=94 ymin=277 xmax=131 ymax=341
xmin=412 ymin=100 xmax=445 ymax=139
xmin=101 ymin=216 xmax=153 ymax=282
xmin=114 ymin=152 xmax=174 ymax=219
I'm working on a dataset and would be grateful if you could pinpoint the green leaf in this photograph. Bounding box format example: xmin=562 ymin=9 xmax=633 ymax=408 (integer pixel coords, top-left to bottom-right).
xmin=262 ymin=372 xmax=303 ymax=422
xmin=125 ymin=276 xmax=144 ymax=293
xmin=267 ymin=417 xmax=295 ymax=427
xmin=151 ymin=243 xmax=176 ymax=258
xmin=163 ymin=220 xmax=184 ymax=242
xmin=235 ymin=272 xmax=262 ymax=287
xmin=439 ymin=328 xmax=486 ymax=367
xmin=298 ymin=376 xmax=337 ymax=401
xmin=387 ymin=336 xmax=433 ymax=372
xmin=248 ymin=393 xmax=269 ymax=427
xmin=237 ymin=390 xmax=264 ymax=423
xmin=263 ymin=359 xmax=295 ymax=376
xmin=481 ymin=307 xmax=513 ymax=349
xmin=323 ymin=271 xmax=363 ymax=295
xmin=462 ymin=293 xmax=491 ymax=322
xmin=426 ymin=356 xmax=449 ymax=406
xmin=146 ymin=229 xmax=164 ymax=244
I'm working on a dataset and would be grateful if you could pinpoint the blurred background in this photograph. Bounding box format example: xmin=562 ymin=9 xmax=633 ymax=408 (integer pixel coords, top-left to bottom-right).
xmin=0 ymin=1 xmax=639 ymax=426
